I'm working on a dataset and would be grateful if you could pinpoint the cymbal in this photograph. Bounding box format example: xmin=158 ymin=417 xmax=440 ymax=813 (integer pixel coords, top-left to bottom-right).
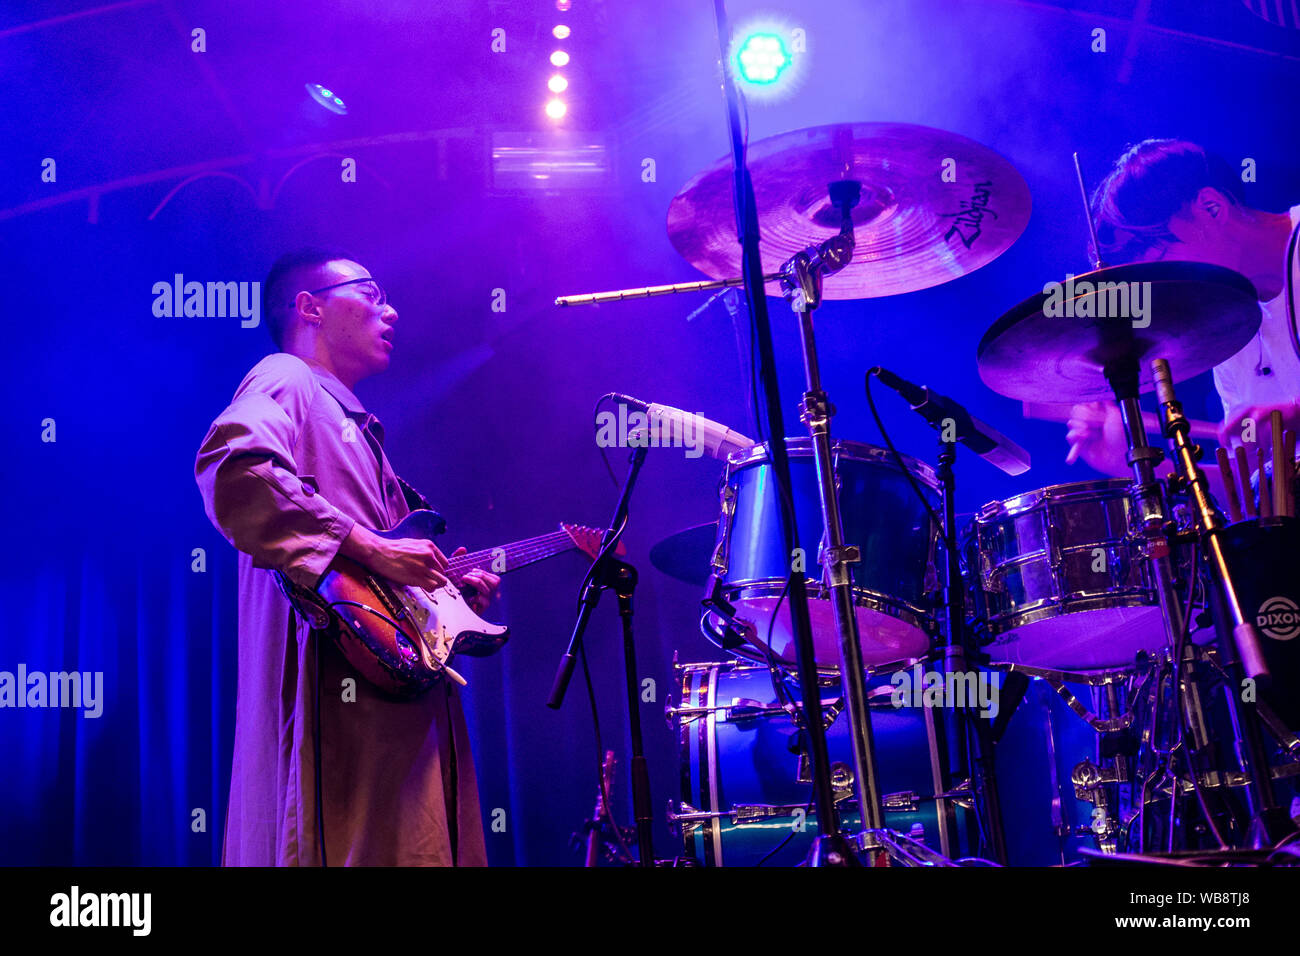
xmin=667 ymin=122 xmax=1032 ymax=299
xmin=649 ymin=522 xmax=717 ymax=586
xmin=977 ymin=261 xmax=1260 ymax=402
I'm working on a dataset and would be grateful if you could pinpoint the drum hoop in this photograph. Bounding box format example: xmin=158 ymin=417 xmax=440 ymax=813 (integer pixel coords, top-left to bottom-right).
xmin=982 ymin=591 xmax=1159 ymax=637
xmin=723 ymin=580 xmax=935 ymax=634
xmin=974 ymin=477 xmax=1135 ymax=523
xmin=726 ymin=437 xmax=940 ymax=491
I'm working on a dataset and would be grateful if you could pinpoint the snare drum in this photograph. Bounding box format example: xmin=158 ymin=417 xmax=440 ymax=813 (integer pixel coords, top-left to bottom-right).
xmin=705 ymin=438 xmax=939 ymax=671
xmin=670 ymin=660 xmax=955 ymax=866
xmin=964 ymin=479 xmax=1165 ymax=671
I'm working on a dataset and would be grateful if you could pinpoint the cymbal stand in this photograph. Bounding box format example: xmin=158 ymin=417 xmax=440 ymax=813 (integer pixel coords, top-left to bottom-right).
xmin=775 ymin=179 xmax=891 ymax=857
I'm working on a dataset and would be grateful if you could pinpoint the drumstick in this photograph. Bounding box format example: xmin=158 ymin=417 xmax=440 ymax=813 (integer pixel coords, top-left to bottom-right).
xmin=1236 ymin=445 xmax=1257 ymax=518
xmin=1217 ymin=446 xmax=1243 ymax=522
xmin=1285 ymin=430 xmax=1296 ymax=518
xmin=1272 ymin=410 xmax=1286 ymax=518
xmin=1258 ymin=444 xmax=1272 ymax=518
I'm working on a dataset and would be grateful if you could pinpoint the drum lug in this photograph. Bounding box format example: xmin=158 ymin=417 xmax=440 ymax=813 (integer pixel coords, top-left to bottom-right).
xmin=667 ymin=800 xmax=703 ymax=836
xmin=711 ymin=482 xmax=736 ymax=577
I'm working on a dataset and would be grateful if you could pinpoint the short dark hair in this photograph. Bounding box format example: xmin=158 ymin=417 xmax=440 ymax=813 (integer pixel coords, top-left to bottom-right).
xmin=1090 ymin=139 xmax=1244 ymax=263
xmin=262 ymin=248 xmax=353 ymax=348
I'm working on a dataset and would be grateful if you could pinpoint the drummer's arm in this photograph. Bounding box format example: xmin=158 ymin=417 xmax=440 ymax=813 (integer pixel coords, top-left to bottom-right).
xmin=1066 ymin=401 xmax=1232 ymax=513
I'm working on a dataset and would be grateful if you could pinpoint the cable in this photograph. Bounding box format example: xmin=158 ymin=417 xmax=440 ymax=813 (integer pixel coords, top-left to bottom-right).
xmin=1170 ymin=546 xmax=1230 ymax=850
xmin=756 ymin=795 xmax=815 ymax=866
xmin=592 ymin=393 xmax=623 ymax=489
xmin=1284 ymin=217 xmax=1300 ymax=361
xmin=865 ymin=371 xmax=946 ymax=535
xmin=580 ymin=640 xmax=635 ymax=866
xmin=311 ymin=611 xmax=328 ymax=867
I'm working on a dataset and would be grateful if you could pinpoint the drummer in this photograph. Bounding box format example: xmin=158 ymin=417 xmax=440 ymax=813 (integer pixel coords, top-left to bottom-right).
xmin=1066 ymin=139 xmax=1300 ymax=495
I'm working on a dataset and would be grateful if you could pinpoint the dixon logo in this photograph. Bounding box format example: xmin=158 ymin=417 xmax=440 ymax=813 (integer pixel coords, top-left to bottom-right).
xmin=1256 ymin=595 xmax=1300 ymax=640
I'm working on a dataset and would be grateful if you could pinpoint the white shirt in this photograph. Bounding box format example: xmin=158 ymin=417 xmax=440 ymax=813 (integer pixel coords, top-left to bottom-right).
xmin=1213 ymin=204 xmax=1300 ymax=423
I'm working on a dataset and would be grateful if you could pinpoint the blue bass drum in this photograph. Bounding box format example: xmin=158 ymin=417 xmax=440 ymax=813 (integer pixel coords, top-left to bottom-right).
xmin=706 ymin=438 xmax=940 ymax=671
xmin=670 ymin=660 xmax=962 ymax=866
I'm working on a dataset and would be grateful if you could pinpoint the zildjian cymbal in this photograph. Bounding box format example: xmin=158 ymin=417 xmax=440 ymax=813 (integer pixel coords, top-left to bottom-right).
xmin=667 ymin=122 xmax=1032 ymax=299
xmin=977 ymin=261 xmax=1260 ymax=402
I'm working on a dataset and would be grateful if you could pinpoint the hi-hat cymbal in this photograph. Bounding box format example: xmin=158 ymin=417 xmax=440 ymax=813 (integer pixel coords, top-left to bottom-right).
xmin=977 ymin=261 xmax=1260 ymax=402
xmin=667 ymin=122 xmax=1032 ymax=299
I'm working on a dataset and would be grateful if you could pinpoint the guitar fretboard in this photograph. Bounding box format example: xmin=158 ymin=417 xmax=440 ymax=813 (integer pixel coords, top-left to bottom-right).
xmin=444 ymin=529 xmax=576 ymax=586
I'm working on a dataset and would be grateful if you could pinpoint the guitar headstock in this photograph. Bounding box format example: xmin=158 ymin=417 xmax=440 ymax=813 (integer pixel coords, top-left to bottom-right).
xmin=561 ymin=523 xmax=628 ymax=560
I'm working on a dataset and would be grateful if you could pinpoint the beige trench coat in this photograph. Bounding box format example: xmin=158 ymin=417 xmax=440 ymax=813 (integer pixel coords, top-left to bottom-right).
xmin=196 ymin=352 xmax=486 ymax=866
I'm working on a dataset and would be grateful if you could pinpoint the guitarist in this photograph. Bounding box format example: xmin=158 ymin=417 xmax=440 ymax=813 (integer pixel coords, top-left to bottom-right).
xmin=195 ymin=249 xmax=499 ymax=867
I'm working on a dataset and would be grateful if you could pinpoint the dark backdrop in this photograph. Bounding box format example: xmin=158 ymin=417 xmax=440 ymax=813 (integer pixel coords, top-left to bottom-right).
xmin=1 ymin=0 xmax=1296 ymax=865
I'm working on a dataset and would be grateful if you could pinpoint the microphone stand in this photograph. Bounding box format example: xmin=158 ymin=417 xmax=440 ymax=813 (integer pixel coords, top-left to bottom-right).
xmin=548 ymin=443 xmax=656 ymax=867
xmin=709 ymin=0 xmax=857 ymax=866
xmin=1152 ymin=358 xmax=1298 ymax=847
xmin=934 ymin=437 xmax=1008 ymax=863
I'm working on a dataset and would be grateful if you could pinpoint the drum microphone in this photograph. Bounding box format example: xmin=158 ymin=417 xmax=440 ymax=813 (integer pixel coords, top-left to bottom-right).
xmin=868 ymin=368 xmax=1032 ymax=476
xmin=608 ymin=394 xmax=756 ymax=461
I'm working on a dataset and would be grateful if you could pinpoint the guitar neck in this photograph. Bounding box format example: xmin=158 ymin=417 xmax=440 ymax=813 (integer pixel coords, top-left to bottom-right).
xmin=444 ymin=529 xmax=577 ymax=586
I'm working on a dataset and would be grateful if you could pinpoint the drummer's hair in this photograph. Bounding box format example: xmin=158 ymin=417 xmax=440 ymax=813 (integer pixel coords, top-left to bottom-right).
xmin=263 ymin=247 xmax=356 ymax=349
xmin=1090 ymin=139 xmax=1244 ymax=264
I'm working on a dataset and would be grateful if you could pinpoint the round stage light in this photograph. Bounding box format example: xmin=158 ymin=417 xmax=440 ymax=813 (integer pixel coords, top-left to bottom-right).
xmin=545 ymin=98 xmax=568 ymax=119
xmin=553 ymin=25 xmax=571 ymax=39
xmin=550 ymin=50 xmax=570 ymax=67
xmin=548 ymin=74 xmax=568 ymax=93
xmin=735 ymin=33 xmax=790 ymax=85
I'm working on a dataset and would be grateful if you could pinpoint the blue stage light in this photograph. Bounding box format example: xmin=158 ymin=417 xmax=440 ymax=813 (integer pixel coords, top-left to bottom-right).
xmin=736 ymin=32 xmax=790 ymax=85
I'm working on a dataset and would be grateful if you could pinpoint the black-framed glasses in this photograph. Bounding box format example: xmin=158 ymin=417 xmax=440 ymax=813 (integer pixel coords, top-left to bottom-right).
xmin=296 ymin=277 xmax=387 ymax=307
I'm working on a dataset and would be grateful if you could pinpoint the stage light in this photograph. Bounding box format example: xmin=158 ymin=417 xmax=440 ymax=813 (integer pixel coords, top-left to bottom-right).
xmin=306 ymin=82 xmax=348 ymax=115
xmin=735 ymin=33 xmax=789 ymax=85
xmin=553 ymin=24 xmax=571 ymax=39
xmin=545 ymin=98 xmax=567 ymax=120
xmin=548 ymin=74 xmax=568 ymax=93
xmin=550 ymin=50 xmax=570 ymax=67
xmin=556 ymin=0 xmax=571 ymax=10
xmin=726 ymin=18 xmax=806 ymax=102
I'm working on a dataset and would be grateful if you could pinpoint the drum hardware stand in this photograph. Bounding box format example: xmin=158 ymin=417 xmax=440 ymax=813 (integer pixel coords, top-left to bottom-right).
xmin=548 ymin=443 xmax=657 ymax=866
xmin=770 ymin=176 xmax=901 ymax=863
xmin=1152 ymin=357 xmax=1299 ymax=847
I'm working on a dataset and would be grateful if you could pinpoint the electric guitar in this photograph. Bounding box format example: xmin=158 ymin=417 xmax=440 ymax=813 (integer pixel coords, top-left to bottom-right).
xmin=277 ymin=509 xmax=617 ymax=698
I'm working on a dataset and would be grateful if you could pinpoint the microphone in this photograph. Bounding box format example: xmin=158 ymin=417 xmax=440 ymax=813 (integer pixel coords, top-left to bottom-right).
xmin=607 ymin=394 xmax=756 ymax=461
xmin=869 ymin=367 xmax=1031 ymax=476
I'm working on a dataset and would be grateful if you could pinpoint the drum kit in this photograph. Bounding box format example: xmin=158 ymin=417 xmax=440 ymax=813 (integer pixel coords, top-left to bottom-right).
xmin=558 ymin=121 xmax=1300 ymax=866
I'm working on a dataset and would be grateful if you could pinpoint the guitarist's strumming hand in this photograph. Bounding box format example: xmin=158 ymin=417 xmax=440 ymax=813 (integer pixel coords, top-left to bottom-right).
xmin=453 ymin=546 xmax=500 ymax=614
xmin=341 ymin=524 xmax=450 ymax=590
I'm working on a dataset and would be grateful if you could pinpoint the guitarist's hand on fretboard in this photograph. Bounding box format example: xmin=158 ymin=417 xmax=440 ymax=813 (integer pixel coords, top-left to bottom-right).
xmin=340 ymin=524 xmax=451 ymax=590
xmin=451 ymin=546 xmax=500 ymax=613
